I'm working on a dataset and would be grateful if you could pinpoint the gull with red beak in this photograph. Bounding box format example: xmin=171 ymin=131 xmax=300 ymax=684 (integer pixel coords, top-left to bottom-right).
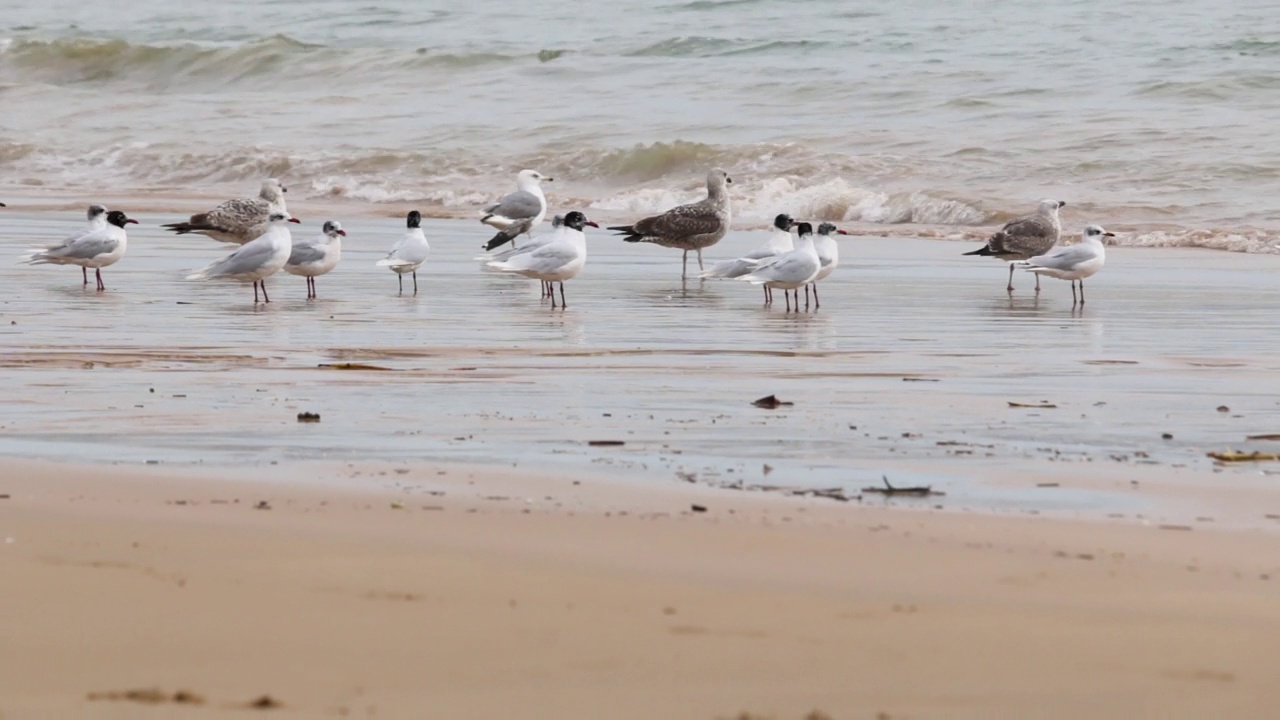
xmin=1016 ymin=224 xmax=1113 ymax=306
xmin=20 ymin=207 xmax=137 ymax=292
xmin=486 ymin=210 xmax=597 ymax=309
xmin=186 ymin=212 xmax=299 ymax=304
xmin=285 ymin=220 xmax=346 ymax=299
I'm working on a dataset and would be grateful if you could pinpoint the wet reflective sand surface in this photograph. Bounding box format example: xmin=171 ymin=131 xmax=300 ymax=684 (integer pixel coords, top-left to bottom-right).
xmin=5 ymin=212 xmax=1280 ymax=526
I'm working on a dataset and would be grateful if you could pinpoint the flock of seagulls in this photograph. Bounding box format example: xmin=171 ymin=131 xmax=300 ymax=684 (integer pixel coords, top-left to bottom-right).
xmin=5 ymin=167 xmax=1110 ymax=308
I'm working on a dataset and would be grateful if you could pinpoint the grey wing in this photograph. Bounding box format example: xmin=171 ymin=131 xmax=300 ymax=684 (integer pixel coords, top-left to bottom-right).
xmin=1027 ymin=244 xmax=1096 ymax=271
xmin=206 ymin=198 xmax=269 ymax=229
xmin=49 ymin=229 xmax=119 ymax=260
xmin=509 ymin=242 xmax=578 ymax=273
xmin=485 ymin=190 xmax=543 ymax=220
xmin=529 ymin=242 xmax=577 ymax=265
xmin=287 ymin=243 xmax=327 ymax=266
xmin=208 ymin=241 xmax=278 ymax=276
xmin=633 ymin=201 xmax=723 ymax=240
xmin=754 ymin=253 xmax=811 ymax=280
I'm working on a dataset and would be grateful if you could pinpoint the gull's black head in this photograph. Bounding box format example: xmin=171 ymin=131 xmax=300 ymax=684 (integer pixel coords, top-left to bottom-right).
xmin=406 ymin=210 xmax=422 ymax=229
xmin=0 ymin=201 xmax=6 ymax=208
xmin=87 ymin=204 xmax=106 ymax=220
xmin=323 ymin=220 xmax=346 ymax=237
xmin=773 ymin=213 xmax=795 ymax=231
xmin=107 ymin=210 xmax=137 ymax=228
xmin=795 ymin=221 xmax=813 ymax=236
xmin=562 ymin=211 xmax=599 ymax=232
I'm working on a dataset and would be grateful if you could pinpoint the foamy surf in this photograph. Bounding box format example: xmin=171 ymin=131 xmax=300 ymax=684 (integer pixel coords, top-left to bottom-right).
xmin=3 ymin=0 xmax=1279 ymax=254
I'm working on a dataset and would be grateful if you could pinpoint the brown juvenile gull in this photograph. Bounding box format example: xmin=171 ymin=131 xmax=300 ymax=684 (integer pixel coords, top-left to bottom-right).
xmin=163 ymin=178 xmax=291 ymax=244
xmin=964 ymin=199 xmax=1065 ymax=292
xmin=609 ymin=168 xmax=733 ymax=278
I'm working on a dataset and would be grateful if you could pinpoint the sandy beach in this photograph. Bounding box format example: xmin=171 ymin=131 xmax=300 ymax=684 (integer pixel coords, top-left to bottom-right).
xmin=5 ymin=209 xmax=1280 ymax=717
xmin=4 ymin=457 xmax=1280 ymax=719
xmin=6 ymin=0 xmax=1280 ymax=713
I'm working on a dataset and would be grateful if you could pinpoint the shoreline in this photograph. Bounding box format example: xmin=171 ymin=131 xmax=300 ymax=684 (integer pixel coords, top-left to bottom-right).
xmin=3 ymin=457 xmax=1280 ymax=718
xmin=2 ymin=190 xmax=1276 ymax=253
xmin=5 ymin=213 xmax=1280 ymax=531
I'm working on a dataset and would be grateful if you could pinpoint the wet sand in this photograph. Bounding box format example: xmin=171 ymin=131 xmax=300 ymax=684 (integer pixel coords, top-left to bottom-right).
xmin=3 ymin=458 xmax=1280 ymax=719
xmin=4 ymin=209 xmax=1280 ymax=526
xmin=5 ymin=208 xmax=1280 ymax=716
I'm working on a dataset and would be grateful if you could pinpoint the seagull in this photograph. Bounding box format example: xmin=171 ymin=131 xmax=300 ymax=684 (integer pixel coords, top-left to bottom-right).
xmin=487 ymin=211 xmax=597 ymax=309
xmin=377 ymin=210 xmax=429 ymax=295
xmin=20 ymin=207 xmax=136 ymax=291
xmin=163 ymin=179 xmax=291 ymax=244
xmin=284 ymin=220 xmax=345 ymax=299
xmin=701 ymin=213 xmax=796 ymax=303
xmin=1016 ymin=224 xmax=1113 ymax=306
xmin=186 ymin=212 xmax=298 ymax=304
xmin=740 ymin=221 xmax=821 ymax=312
xmin=964 ymin=199 xmax=1065 ymax=292
xmin=609 ymin=168 xmax=733 ymax=279
xmin=482 ymin=214 xmax=565 ymax=298
xmin=806 ymin=221 xmax=847 ymax=309
xmin=481 ymin=169 xmax=553 ymax=251
xmin=77 ymin=204 xmax=109 ymax=285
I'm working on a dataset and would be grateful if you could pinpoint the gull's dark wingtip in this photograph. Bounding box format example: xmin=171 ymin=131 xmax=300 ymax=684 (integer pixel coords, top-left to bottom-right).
xmin=607 ymin=225 xmax=644 ymax=243
xmin=963 ymin=245 xmax=993 ymax=256
xmin=484 ymin=231 xmax=516 ymax=252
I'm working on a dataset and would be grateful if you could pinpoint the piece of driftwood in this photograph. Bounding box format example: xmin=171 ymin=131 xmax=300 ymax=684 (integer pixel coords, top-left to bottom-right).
xmin=296 ymin=412 xmax=320 ymax=423
xmin=752 ymin=394 xmax=794 ymax=409
xmin=317 ymin=362 xmax=394 ymax=371
xmin=861 ymin=476 xmax=944 ymax=497
xmin=1008 ymin=401 xmax=1057 ymax=409
xmin=1207 ymin=450 xmax=1280 ymax=463
xmin=587 ymin=440 xmax=625 ymax=446
xmin=1246 ymin=434 xmax=1280 ymax=441
xmin=791 ymin=487 xmax=852 ymax=502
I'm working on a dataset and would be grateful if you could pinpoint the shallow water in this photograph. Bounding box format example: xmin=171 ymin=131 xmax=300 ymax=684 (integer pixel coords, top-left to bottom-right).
xmin=1 ymin=0 xmax=1278 ymax=250
xmin=4 ymin=213 xmax=1280 ymax=524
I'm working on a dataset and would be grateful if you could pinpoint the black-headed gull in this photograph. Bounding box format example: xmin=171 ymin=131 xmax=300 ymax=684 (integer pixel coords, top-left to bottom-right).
xmin=285 ymin=220 xmax=345 ymax=300
xmin=377 ymin=211 xmax=429 ymax=295
xmin=806 ymin=221 xmax=847 ymax=309
xmin=701 ymin=212 xmax=796 ymax=303
xmin=1017 ymin=224 xmax=1113 ymax=306
xmin=20 ymin=207 xmax=136 ymax=291
xmin=609 ymin=168 xmax=733 ymax=279
xmin=740 ymin=221 xmax=820 ymax=312
xmin=964 ymin=199 xmax=1066 ymax=293
xmin=487 ymin=210 xmax=597 ymax=309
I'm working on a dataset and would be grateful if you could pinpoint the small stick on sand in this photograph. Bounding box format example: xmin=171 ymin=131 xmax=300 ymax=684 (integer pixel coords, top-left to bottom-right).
xmin=861 ymin=475 xmax=944 ymax=497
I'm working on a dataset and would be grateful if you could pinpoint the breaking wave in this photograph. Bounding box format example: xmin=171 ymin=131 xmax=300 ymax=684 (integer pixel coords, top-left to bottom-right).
xmin=5 ymin=137 xmax=1280 ymax=254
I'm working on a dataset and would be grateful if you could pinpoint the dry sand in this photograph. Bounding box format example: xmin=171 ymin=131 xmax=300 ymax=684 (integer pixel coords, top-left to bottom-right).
xmin=3 ymin=458 xmax=1280 ymax=719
